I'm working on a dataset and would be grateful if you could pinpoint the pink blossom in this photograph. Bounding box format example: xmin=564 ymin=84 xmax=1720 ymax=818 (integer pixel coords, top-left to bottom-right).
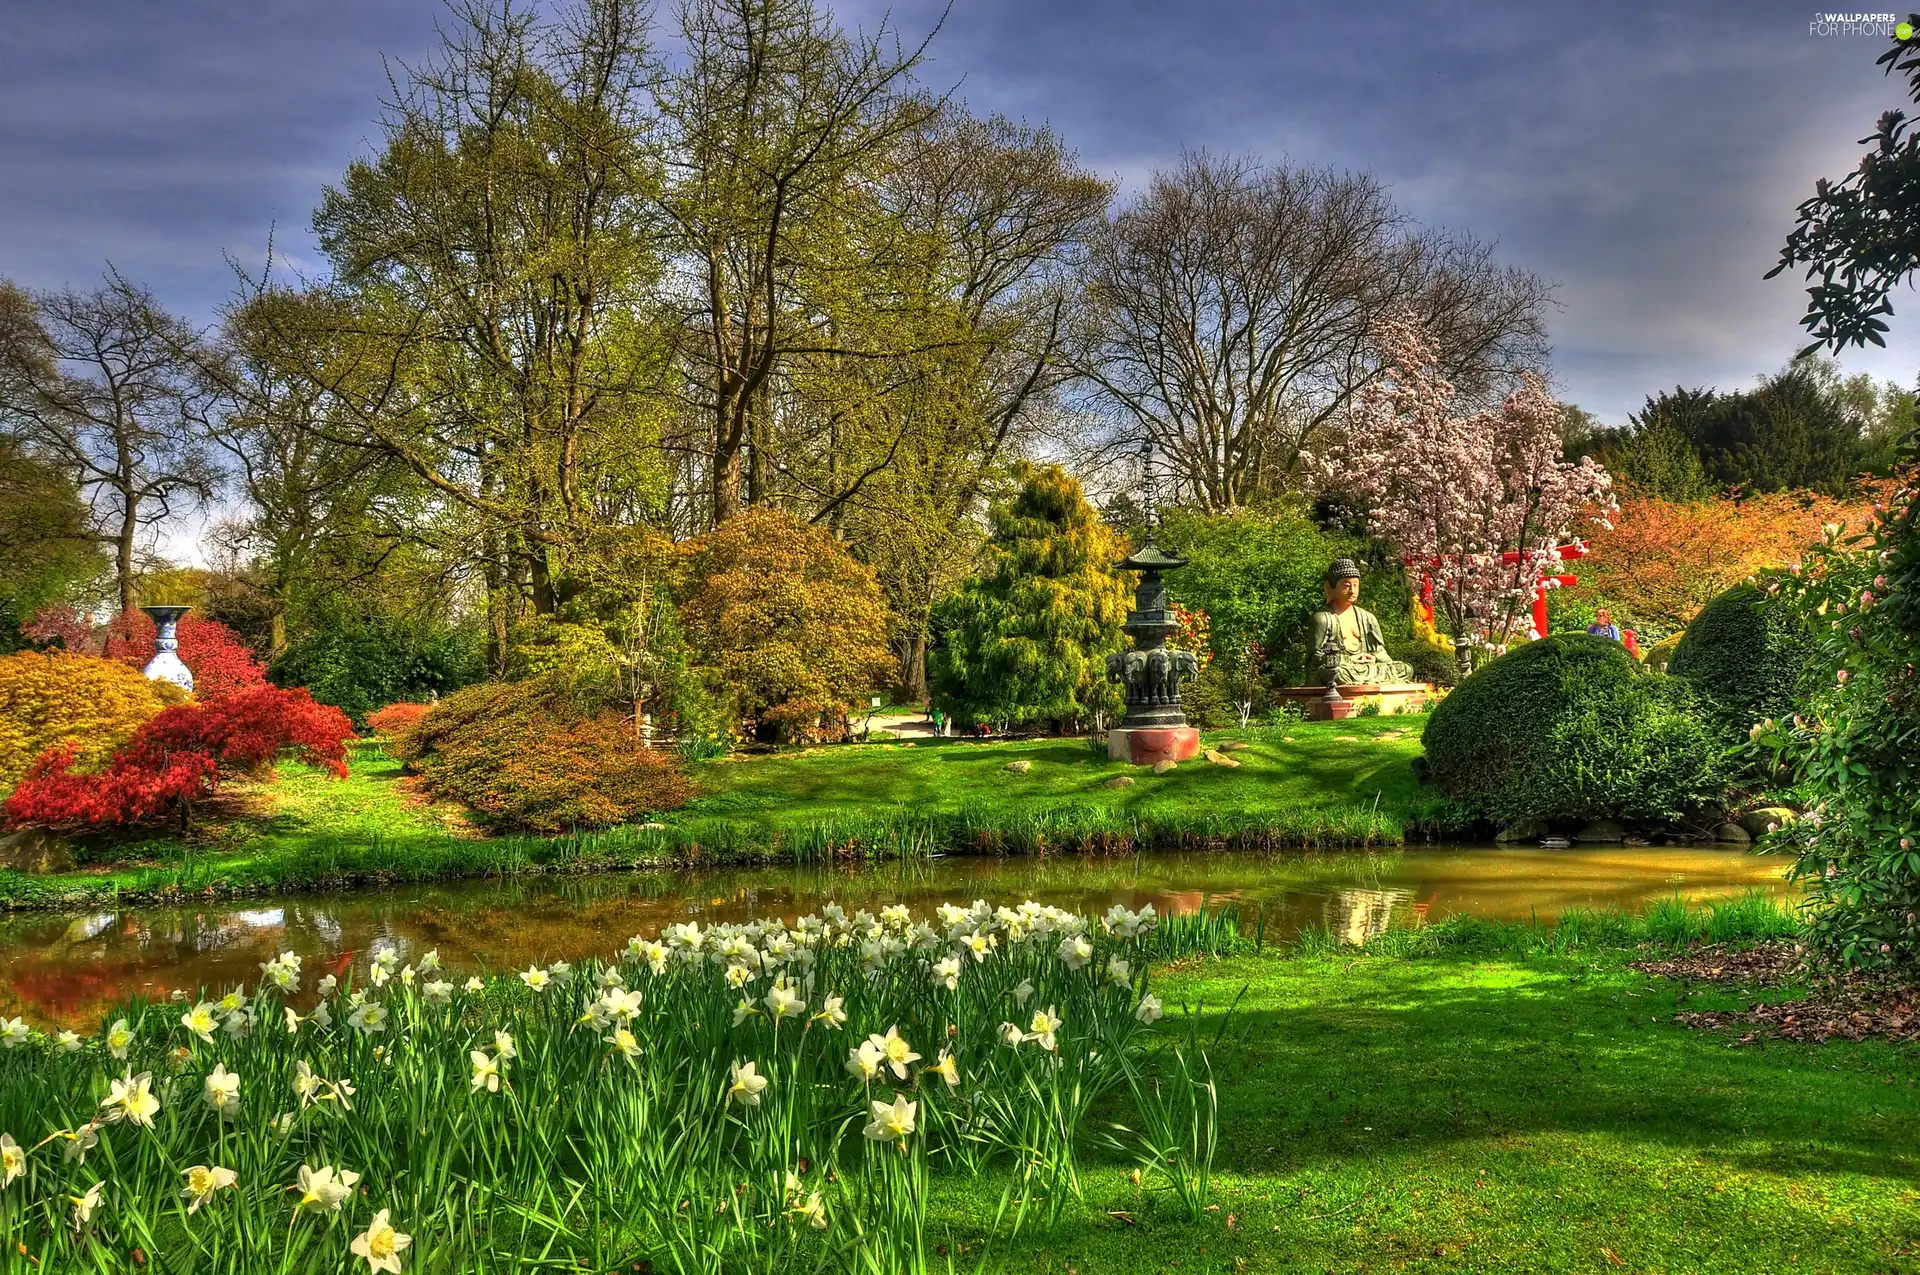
xmin=1837 ymin=669 xmax=1849 ymax=683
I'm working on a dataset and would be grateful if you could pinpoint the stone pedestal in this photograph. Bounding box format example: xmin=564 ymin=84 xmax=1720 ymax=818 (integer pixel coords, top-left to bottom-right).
xmin=140 ymin=605 xmax=195 ymax=693
xmin=1108 ymin=726 xmax=1201 ymax=765
xmin=1274 ymin=682 xmax=1438 ymax=721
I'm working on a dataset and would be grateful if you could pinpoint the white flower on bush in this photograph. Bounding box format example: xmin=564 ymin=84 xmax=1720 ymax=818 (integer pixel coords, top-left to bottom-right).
xmin=181 ymin=1164 xmax=237 ymax=1214
xmin=423 ymin=980 xmax=453 ymax=1005
xmin=518 ymin=967 xmax=550 ymax=993
xmin=106 ymin=1019 xmax=133 ymax=1060
xmin=294 ymin=1164 xmax=359 ymax=1214
xmin=813 ymin=996 xmax=848 ymax=1030
xmin=55 ymin=1030 xmax=82 ymax=1054
xmin=863 ymin=1094 xmax=917 ymax=1144
xmin=101 ymin=1071 xmax=161 ymax=1127
xmin=1025 ymin=1007 xmax=1062 ymax=1052
xmin=1012 ymin=979 xmax=1034 ymax=1007
xmin=998 ymin=1021 xmax=1024 ymax=1049
xmin=203 ymin=1063 xmax=241 ymax=1120
xmin=931 ymin=956 xmax=961 ymax=991
xmin=1105 ymin=956 xmax=1133 ymax=990
xmin=181 ymin=1003 xmax=218 ymax=1045
xmin=346 ymin=1003 xmax=387 ymax=1035
xmin=1057 ymin=935 xmax=1093 ymax=971
xmin=470 ymin=1050 xmax=503 ymax=1094
xmin=1135 ymin=994 xmax=1164 ymax=1025
xmin=727 ymin=1060 xmax=768 ymax=1106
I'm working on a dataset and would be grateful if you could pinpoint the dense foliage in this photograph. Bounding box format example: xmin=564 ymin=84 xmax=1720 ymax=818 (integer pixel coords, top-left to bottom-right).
xmin=4 ymin=686 xmax=353 ymax=830
xmin=27 ymin=607 xmax=270 ymax=701
xmin=1421 ymin=634 xmax=1726 ymax=827
xmin=270 ymin=608 xmax=485 ymax=727
xmin=930 ymin=465 xmax=1129 ymax=731
xmin=1668 ymin=584 xmax=1814 ymax=744
xmin=364 ymin=702 xmax=432 ymax=738
xmin=0 ymin=651 xmax=185 ymax=792
xmin=677 ymin=509 xmax=898 ymax=743
xmin=394 ymin=676 xmax=692 ymax=833
xmin=0 ymin=436 xmax=101 ymax=652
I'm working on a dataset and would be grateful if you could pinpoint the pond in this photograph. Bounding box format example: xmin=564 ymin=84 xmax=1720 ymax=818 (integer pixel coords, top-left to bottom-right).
xmin=0 ymin=845 xmax=1790 ymax=1029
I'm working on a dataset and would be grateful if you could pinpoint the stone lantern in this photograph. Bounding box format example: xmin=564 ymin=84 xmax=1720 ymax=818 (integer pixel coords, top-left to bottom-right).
xmin=1104 ymin=540 xmax=1202 ymax=764
xmin=140 ymin=605 xmax=194 ymax=693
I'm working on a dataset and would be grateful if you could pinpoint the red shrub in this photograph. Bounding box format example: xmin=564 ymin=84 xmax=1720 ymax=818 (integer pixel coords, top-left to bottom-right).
xmin=366 ymin=702 xmax=432 ymax=738
xmin=101 ymin=611 xmax=269 ymax=700
xmin=4 ymin=687 xmax=355 ymax=830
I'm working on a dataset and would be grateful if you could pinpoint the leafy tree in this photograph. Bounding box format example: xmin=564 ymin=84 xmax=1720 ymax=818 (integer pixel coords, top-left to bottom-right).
xmin=0 ymin=436 xmax=102 ymax=649
xmin=677 ymin=507 xmax=897 ymax=741
xmin=929 ymin=464 xmax=1129 ymax=731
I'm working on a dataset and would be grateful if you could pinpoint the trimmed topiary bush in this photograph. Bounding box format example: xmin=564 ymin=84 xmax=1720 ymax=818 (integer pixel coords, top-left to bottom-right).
xmin=1639 ymin=629 xmax=1685 ymax=669
xmin=1667 ymin=584 xmax=1813 ymax=740
xmin=1420 ymin=633 xmax=1726 ymax=827
xmin=394 ymin=676 xmax=693 ymax=833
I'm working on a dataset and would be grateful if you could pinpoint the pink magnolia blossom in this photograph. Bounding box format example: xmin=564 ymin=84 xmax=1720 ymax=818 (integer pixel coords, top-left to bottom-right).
xmin=1304 ymin=318 xmax=1615 ymax=653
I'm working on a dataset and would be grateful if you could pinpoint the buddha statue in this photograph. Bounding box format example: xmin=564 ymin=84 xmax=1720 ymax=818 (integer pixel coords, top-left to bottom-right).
xmin=1309 ymin=559 xmax=1416 ymax=686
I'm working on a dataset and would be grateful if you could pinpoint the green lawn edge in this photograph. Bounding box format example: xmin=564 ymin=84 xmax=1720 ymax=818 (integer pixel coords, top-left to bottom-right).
xmin=0 ymin=720 xmax=1446 ymax=911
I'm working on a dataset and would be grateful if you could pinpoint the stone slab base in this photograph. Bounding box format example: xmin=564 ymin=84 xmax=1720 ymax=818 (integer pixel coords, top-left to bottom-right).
xmin=1273 ymin=682 xmax=1439 ymax=721
xmin=1108 ymin=726 xmax=1201 ymax=765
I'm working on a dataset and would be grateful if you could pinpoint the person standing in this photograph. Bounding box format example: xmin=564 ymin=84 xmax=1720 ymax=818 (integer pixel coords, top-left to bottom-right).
xmin=1586 ymin=608 xmax=1621 ymax=641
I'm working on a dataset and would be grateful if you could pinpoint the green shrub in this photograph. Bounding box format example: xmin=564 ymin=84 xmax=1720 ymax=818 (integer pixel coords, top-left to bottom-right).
xmin=272 ymin=610 xmax=485 ymax=727
xmin=1389 ymin=636 xmax=1459 ymax=688
xmin=394 ymin=675 xmax=692 ymax=833
xmin=1420 ymin=634 xmax=1726 ymax=826
xmin=1668 ymin=584 xmax=1813 ymax=740
xmin=1640 ymin=629 xmax=1685 ymax=669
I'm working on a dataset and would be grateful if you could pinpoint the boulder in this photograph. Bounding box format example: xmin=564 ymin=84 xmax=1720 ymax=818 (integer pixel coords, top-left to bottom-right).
xmin=1738 ymin=807 xmax=1796 ymax=839
xmin=1203 ymin=749 xmax=1241 ymax=768
xmin=1104 ymin=776 xmax=1135 ymax=789
xmin=0 ymin=828 xmax=74 ymax=873
xmin=1711 ymin=822 xmax=1753 ymax=845
xmin=1495 ymin=819 xmax=1548 ymax=844
xmin=1004 ymin=760 xmax=1032 ymax=774
xmin=1573 ymin=818 xmax=1628 ymax=844
xmin=1153 ymin=759 xmax=1178 ymax=775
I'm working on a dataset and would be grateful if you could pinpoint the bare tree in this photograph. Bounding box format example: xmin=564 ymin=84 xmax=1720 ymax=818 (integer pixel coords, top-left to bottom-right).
xmin=0 ymin=277 xmax=217 ymax=612
xmin=1072 ymin=152 xmax=1551 ymax=510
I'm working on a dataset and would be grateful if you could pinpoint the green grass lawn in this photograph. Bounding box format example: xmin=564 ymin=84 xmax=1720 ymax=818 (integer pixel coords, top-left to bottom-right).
xmin=0 ymin=719 xmax=1440 ymax=909
xmin=953 ymin=932 xmax=1920 ymax=1273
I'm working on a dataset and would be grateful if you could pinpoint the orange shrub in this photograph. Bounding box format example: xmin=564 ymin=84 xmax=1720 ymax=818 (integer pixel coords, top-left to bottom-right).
xmin=394 ymin=677 xmax=691 ymax=834
xmin=365 ymin=702 xmax=432 ymax=738
xmin=0 ymin=651 xmax=187 ymax=792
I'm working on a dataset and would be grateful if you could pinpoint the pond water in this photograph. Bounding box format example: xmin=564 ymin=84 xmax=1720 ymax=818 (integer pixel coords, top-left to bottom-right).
xmin=0 ymin=845 xmax=1789 ymax=1029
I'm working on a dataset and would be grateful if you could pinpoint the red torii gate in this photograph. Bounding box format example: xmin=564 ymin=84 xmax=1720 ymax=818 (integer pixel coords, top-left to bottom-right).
xmin=1407 ymin=540 xmax=1633 ymax=655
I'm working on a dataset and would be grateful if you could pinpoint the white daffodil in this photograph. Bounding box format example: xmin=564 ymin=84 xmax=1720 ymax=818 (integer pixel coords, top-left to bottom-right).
xmin=203 ymin=1063 xmax=242 ymax=1120
xmin=0 ymin=1133 xmax=23 ymax=1189
xmin=292 ymin=1060 xmax=320 ymax=1106
xmin=270 ymin=1110 xmax=295 ymax=1136
xmin=371 ymin=946 xmax=399 ymax=974
xmin=999 ymin=1021 xmax=1024 ymax=1049
xmin=790 ymin=1189 xmax=828 ymax=1230
xmin=1025 ymin=1006 xmax=1062 ymax=1052
xmin=284 ymin=1007 xmax=305 ymax=1036
xmin=863 ymin=1094 xmax=917 ymax=1144
xmin=931 ymin=956 xmax=961 ymax=991
xmin=101 ymin=1071 xmax=161 ymax=1128
xmin=1 ymin=1017 xmax=31 ymax=1049
xmin=493 ymin=1030 xmax=517 ymax=1061
xmin=963 ymin=931 xmax=996 ymax=962
xmin=309 ymin=1001 xmax=333 ymax=1030
xmin=845 ymin=1039 xmax=884 ymax=1083
xmin=181 ymin=1164 xmax=237 ymax=1214
xmin=731 ymin=998 xmax=761 ymax=1027
xmin=55 ymin=1030 xmax=82 ymax=1054
xmin=470 ymin=1050 xmax=502 ymax=1094
xmin=105 ymin=1018 xmax=133 ymax=1060
xmin=217 ymin=987 xmax=249 ymax=1015
xmin=635 ymin=940 xmax=668 ymax=974
xmin=351 ymin=1208 xmax=413 ymax=1274
xmin=61 ymin=1123 xmax=99 ymax=1164
xmin=813 ymin=995 xmax=847 ymax=1030
xmin=463 ymin=976 xmax=485 ymax=994
xmin=868 ymin=1026 xmax=920 ymax=1080
xmin=1106 ymin=956 xmax=1133 ymax=989
xmin=181 ymin=1002 xmax=219 ymax=1044
xmin=293 ymin=1163 xmax=359 ymax=1214
xmin=423 ymin=980 xmax=453 ymax=1005
xmin=599 ymin=987 xmax=644 ymax=1022
xmin=316 ymin=974 xmax=338 ymax=997
xmin=724 ymin=962 xmax=753 ymax=989
xmin=519 ymin=967 xmax=550 ymax=993
xmin=763 ymin=982 xmax=805 ymax=1022
xmin=594 ymin=965 xmax=626 ymax=989
xmin=1057 ymin=934 xmax=1093 ymax=971
xmin=547 ymin=960 xmax=573 ymax=985
xmin=398 ymin=965 xmax=416 ymax=989
xmin=69 ymin=1180 xmax=103 ymax=1230
xmin=346 ymin=1002 xmax=388 ymax=1035
xmin=418 ymin=949 xmax=441 ymax=973
xmin=727 ymin=1060 xmax=768 ymax=1106
xmin=1134 ymin=994 xmax=1164 ymax=1025
xmin=928 ymin=1050 xmax=960 ymax=1089
xmin=222 ymin=1008 xmax=253 ymax=1038
xmin=605 ymin=1026 xmax=641 ymax=1062
xmin=1012 ymin=978 xmax=1034 ymax=1007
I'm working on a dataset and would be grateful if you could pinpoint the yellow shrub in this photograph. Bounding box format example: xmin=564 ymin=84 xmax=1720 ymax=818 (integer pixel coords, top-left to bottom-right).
xmin=0 ymin=651 xmax=187 ymax=791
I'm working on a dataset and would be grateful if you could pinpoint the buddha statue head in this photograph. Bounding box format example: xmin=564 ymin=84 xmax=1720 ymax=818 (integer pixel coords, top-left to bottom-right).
xmin=1322 ymin=558 xmax=1362 ymax=612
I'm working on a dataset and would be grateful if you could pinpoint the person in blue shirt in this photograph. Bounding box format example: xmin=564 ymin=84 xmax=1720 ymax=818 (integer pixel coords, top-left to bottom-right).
xmin=1586 ymin=607 xmax=1621 ymax=641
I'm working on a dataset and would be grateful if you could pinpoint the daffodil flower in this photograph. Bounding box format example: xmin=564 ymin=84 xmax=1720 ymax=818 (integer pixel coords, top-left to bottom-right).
xmin=69 ymin=1180 xmax=103 ymax=1230
xmin=928 ymin=1050 xmax=960 ymax=1089
xmin=346 ymin=1003 xmax=388 ymax=1034
xmin=54 ymin=1030 xmax=82 ymax=1053
xmin=423 ymin=980 xmax=453 ymax=1004
xmin=493 ymin=1030 xmax=517 ymax=1061
xmin=181 ymin=1164 xmax=237 ymax=1214
xmin=1057 ymin=935 xmax=1093 ymax=970
xmin=105 ymin=1018 xmax=133 ymax=1060
xmin=464 ymin=976 xmax=485 ymax=994
xmin=0 ymin=1133 xmax=22 ymax=1189
xmin=1025 ymin=1007 xmax=1062 ymax=1052
xmin=931 ymin=956 xmax=961 ymax=990
xmin=863 ymin=1094 xmax=917 ymax=1144
xmin=293 ymin=1163 xmax=359 ymax=1214
xmin=60 ymin=1123 xmax=99 ymax=1164
xmin=519 ymin=967 xmax=550 ymax=993
xmin=727 ymin=1060 xmax=768 ymax=1106
xmin=813 ymin=996 xmax=848 ymax=1030
xmin=605 ymin=1026 xmax=641 ymax=1062
xmin=763 ymin=982 xmax=805 ymax=1021
xmin=789 ymin=1189 xmax=828 ymax=1230
xmin=845 ymin=1040 xmax=883 ymax=1082
xmin=101 ymin=1071 xmax=161 ymax=1128
xmin=470 ymin=1050 xmax=502 ymax=1093
xmin=999 ymin=1021 xmax=1024 ymax=1049
xmin=869 ymin=1027 xmax=920 ymax=1080
xmin=181 ymin=1002 xmax=219 ymax=1044
xmin=351 ymin=1208 xmax=412 ymax=1273
xmin=1106 ymin=956 xmax=1133 ymax=989
xmin=1012 ymin=979 xmax=1034 ymax=1007
xmin=203 ymin=1063 xmax=241 ymax=1120
xmin=1134 ymin=994 xmax=1164 ymax=1025
xmin=418 ymin=949 xmax=441 ymax=973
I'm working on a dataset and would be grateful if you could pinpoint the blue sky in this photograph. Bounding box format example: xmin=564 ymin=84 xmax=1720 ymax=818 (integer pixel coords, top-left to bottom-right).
xmin=2 ymin=0 xmax=1916 ymax=429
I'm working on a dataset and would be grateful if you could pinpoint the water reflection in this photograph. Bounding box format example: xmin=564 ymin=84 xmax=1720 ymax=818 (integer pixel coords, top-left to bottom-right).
xmin=0 ymin=845 xmax=1790 ymax=1029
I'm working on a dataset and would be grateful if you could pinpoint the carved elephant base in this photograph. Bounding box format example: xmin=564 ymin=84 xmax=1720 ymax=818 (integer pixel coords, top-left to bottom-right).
xmin=1108 ymin=726 xmax=1201 ymax=766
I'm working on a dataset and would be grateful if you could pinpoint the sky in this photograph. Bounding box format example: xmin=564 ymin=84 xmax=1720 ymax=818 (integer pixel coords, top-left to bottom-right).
xmin=3 ymin=0 xmax=1918 ymax=556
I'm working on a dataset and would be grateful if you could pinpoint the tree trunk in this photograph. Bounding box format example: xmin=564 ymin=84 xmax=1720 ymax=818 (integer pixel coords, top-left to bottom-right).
xmin=899 ymin=635 xmax=928 ymax=702
xmin=116 ymin=497 xmax=138 ymax=614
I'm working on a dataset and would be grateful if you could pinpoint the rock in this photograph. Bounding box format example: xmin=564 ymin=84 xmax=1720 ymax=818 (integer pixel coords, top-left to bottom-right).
xmin=1219 ymin=741 xmax=1252 ymax=752
xmin=1153 ymin=759 xmax=1178 ymax=775
xmin=1203 ymin=749 xmax=1241 ymax=768
xmin=1712 ymin=822 xmax=1753 ymax=845
xmin=1738 ymin=807 xmax=1796 ymax=838
xmin=1005 ymin=760 xmax=1031 ymax=774
xmin=1495 ymin=819 xmax=1548 ymax=844
xmin=0 ymin=828 xmax=74 ymax=873
xmin=1104 ymin=776 xmax=1135 ymax=789
xmin=1573 ymin=818 xmax=1628 ymax=844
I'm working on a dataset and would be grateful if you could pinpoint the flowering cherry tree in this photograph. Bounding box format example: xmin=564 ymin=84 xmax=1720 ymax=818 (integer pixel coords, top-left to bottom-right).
xmin=1309 ymin=318 xmax=1616 ymax=673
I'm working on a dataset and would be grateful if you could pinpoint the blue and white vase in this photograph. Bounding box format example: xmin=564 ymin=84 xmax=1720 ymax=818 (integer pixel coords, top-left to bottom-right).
xmin=140 ymin=605 xmax=195 ymax=693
